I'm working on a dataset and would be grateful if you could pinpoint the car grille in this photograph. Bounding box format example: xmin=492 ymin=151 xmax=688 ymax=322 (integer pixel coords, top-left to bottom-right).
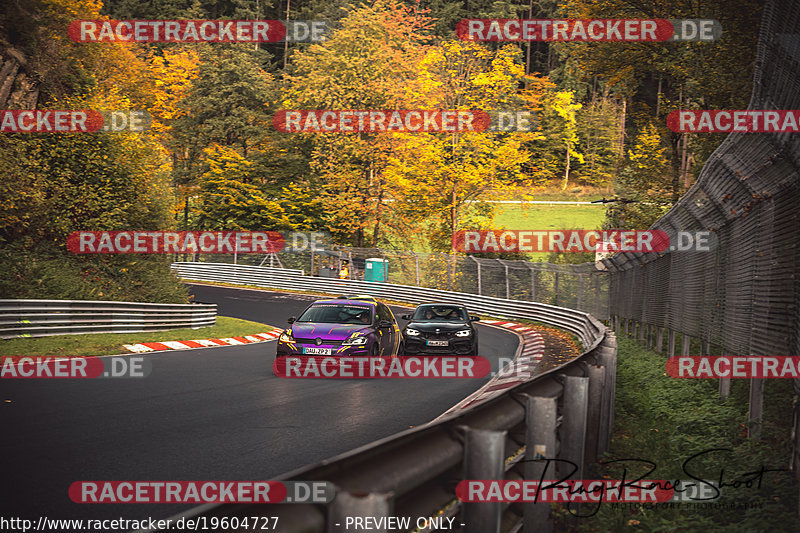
xmin=294 ymin=338 xmax=343 ymax=347
xmin=422 ymin=332 xmax=455 ymax=340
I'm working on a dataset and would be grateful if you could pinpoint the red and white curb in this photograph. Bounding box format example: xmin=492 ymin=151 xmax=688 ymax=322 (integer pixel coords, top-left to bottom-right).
xmin=435 ymin=320 xmax=545 ymax=420
xmin=122 ymin=330 xmax=282 ymax=354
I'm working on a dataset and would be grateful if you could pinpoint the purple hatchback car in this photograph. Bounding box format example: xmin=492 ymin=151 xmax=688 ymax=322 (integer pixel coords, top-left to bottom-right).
xmin=276 ymin=297 xmax=402 ymax=357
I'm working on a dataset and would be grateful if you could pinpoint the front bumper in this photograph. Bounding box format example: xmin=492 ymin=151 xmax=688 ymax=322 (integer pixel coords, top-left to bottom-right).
xmin=403 ymin=336 xmax=476 ymax=355
xmin=276 ymin=340 xmax=370 ymax=357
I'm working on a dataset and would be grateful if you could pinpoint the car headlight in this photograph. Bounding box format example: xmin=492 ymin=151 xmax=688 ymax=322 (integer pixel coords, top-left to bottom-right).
xmin=342 ymin=335 xmax=368 ymax=346
xmin=279 ymin=330 xmax=293 ymax=342
xmin=405 ymin=328 xmax=420 ymax=336
xmin=455 ymin=329 xmax=471 ymax=337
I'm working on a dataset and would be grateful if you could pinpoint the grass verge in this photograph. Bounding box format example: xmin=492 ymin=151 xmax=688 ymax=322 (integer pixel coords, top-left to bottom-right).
xmin=0 ymin=316 xmax=275 ymax=358
xmin=567 ymin=336 xmax=797 ymax=532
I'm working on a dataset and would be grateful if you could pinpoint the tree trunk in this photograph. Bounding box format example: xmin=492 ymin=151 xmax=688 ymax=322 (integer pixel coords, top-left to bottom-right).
xmin=372 ymin=166 xmax=382 ymax=247
xmin=617 ymin=97 xmax=627 ymax=158
xmin=670 ymin=132 xmax=682 ymax=202
xmin=562 ymin=147 xmax=571 ymax=190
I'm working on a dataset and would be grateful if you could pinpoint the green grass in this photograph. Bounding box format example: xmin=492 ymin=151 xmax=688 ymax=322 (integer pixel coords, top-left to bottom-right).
xmin=0 ymin=316 xmax=275 ymax=358
xmin=567 ymin=337 xmax=798 ymax=533
xmin=493 ymin=204 xmax=606 ymax=231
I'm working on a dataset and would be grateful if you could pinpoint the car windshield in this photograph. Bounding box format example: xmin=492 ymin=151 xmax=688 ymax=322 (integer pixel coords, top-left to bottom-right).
xmin=297 ymin=304 xmax=373 ymax=324
xmin=412 ymin=306 xmax=467 ymax=322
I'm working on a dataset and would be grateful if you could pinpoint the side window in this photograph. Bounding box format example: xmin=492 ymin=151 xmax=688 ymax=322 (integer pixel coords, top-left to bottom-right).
xmin=377 ymin=304 xmax=391 ymax=323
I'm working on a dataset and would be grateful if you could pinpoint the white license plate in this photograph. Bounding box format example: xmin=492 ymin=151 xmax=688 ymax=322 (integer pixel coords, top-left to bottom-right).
xmin=303 ymin=347 xmax=332 ymax=355
xmin=426 ymin=340 xmax=449 ymax=346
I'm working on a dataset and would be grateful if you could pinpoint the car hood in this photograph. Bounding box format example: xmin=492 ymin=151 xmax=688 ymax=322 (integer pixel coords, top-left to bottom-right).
xmin=290 ymin=323 xmax=373 ymax=341
xmin=406 ymin=321 xmax=470 ymax=333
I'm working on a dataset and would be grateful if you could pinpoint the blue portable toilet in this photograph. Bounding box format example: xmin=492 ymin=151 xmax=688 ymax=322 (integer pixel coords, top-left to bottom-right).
xmin=364 ymin=258 xmax=388 ymax=282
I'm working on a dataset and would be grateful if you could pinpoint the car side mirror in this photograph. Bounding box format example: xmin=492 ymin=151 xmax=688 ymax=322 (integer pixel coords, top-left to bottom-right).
xmin=379 ymin=320 xmax=392 ymax=328
xmin=470 ymin=316 xmax=480 ymax=321
xmin=287 ymin=316 xmax=296 ymax=324
xmin=401 ymin=314 xmax=411 ymax=320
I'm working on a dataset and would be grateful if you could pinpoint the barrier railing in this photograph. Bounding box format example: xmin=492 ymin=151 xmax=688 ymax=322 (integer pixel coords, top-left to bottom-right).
xmin=158 ymin=261 xmax=616 ymax=532
xmin=0 ymin=299 xmax=217 ymax=339
xmin=172 ymin=262 xmax=603 ymax=349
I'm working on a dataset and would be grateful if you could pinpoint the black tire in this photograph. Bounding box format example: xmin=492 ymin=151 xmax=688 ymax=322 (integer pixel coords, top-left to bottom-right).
xmin=370 ymin=342 xmax=380 ymax=356
xmin=398 ymin=342 xmax=405 ymax=356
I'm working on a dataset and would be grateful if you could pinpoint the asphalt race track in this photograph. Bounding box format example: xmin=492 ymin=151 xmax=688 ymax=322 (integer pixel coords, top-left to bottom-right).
xmin=1 ymin=284 xmax=519 ymax=523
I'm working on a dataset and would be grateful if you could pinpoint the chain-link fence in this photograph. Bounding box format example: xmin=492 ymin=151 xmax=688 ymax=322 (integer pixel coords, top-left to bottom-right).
xmin=184 ymin=248 xmax=610 ymax=320
xmin=599 ymin=0 xmax=799 ymax=450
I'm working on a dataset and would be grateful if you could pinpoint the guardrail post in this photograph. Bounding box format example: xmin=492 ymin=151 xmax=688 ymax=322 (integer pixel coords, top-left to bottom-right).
xmin=560 ymin=375 xmax=589 ymax=528
xmin=585 ymin=364 xmax=606 ymax=465
xmin=524 ymin=396 xmax=557 ymax=533
xmin=560 ymin=376 xmax=589 ymax=479
xmin=749 ymin=378 xmax=764 ymax=440
xmin=328 ymin=491 xmax=392 ymax=533
xmin=462 ymin=428 xmax=505 ymax=533
xmin=598 ymin=337 xmax=617 ymax=455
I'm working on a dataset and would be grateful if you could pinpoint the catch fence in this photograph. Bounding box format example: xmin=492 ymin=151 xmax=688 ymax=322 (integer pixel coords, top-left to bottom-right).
xmin=599 ymin=0 xmax=800 ymax=453
xmin=183 ymin=249 xmax=610 ymax=320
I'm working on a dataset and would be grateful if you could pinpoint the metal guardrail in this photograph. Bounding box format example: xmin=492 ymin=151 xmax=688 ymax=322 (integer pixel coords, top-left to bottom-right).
xmin=162 ymin=261 xmax=615 ymax=532
xmin=172 ymin=262 xmax=604 ymax=349
xmin=0 ymin=299 xmax=217 ymax=339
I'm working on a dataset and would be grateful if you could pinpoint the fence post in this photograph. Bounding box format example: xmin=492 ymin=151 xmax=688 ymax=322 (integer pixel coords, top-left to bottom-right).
xmin=655 ymin=327 xmax=664 ymax=353
xmin=554 ymin=272 xmax=560 ymax=306
xmin=681 ymin=333 xmax=692 ymax=356
xmin=749 ymin=378 xmax=764 ymax=440
xmin=719 ymin=350 xmax=731 ymax=399
xmin=594 ymin=274 xmax=601 ymax=318
xmin=471 ymin=256 xmax=482 ymax=296
xmin=348 ymin=251 xmax=353 ymax=280
xmin=462 ymin=428 xmax=505 ymax=533
xmin=496 ymin=259 xmax=510 ymax=300
xmin=524 ymin=396 xmax=557 ymax=533
xmin=668 ymin=329 xmax=676 ymax=357
xmin=328 ymin=491 xmax=392 ymax=533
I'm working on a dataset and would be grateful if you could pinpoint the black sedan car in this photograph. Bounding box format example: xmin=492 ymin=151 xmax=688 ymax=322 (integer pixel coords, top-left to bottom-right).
xmin=400 ymin=303 xmax=480 ymax=356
